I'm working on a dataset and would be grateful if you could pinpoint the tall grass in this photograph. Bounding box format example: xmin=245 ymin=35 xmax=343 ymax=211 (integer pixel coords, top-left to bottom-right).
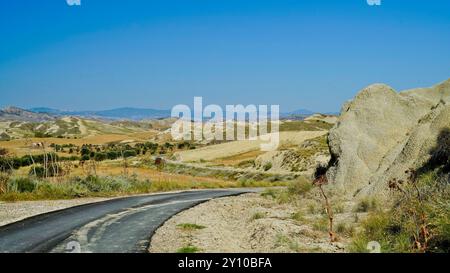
xmin=0 ymin=172 xmax=286 ymax=202
xmin=351 ymin=170 xmax=450 ymax=253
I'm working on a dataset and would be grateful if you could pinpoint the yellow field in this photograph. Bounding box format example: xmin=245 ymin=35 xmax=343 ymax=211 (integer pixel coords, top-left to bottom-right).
xmin=175 ymin=131 xmax=328 ymax=162
xmin=211 ymin=150 xmax=264 ymax=167
xmin=0 ymin=131 xmax=159 ymax=157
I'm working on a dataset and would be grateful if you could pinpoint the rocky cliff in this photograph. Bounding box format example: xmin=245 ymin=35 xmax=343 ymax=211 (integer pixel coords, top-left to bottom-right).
xmin=327 ymin=79 xmax=450 ymax=198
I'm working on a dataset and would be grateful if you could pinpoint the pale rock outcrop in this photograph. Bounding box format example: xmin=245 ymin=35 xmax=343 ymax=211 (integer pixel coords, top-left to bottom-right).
xmin=327 ymin=79 xmax=450 ymax=198
xmin=254 ymin=149 xmax=330 ymax=176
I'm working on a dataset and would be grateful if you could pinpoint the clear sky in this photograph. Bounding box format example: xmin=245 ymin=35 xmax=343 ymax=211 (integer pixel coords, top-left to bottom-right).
xmin=1 ymin=0 xmax=449 ymax=113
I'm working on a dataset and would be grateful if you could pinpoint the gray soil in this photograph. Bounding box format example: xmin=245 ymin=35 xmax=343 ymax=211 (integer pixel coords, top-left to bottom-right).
xmin=149 ymin=193 xmax=355 ymax=253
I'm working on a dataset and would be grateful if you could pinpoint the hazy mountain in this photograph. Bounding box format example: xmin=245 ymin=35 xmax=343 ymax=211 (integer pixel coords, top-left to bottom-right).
xmin=9 ymin=106 xmax=327 ymax=122
xmin=286 ymin=108 xmax=315 ymax=115
xmin=0 ymin=106 xmax=56 ymax=122
xmin=280 ymin=108 xmax=315 ymax=119
xmin=29 ymin=107 xmax=171 ymax=120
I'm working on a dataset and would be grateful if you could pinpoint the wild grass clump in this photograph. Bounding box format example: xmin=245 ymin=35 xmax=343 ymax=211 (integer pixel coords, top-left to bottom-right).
xmin=7 ymin=177 xmax=37 ymax=193
xmin=177 ymin=223 xmax=206 ymax=231
xmin=354 ymin=198 xmax=378 ymax=213
xmin=177 ymin=245 xmax=200 ymax=253
xmin=0 ymin=175 xmax=153 ymax=201
xmin=351 ymin=170 xmax=450 ymax=253
xmin=237 ymin=160 xmax=255 ymax=168
xmin=260 ymin=188 xmax=279 ymax=199
xmin=287 ymin=177 xmax=313 ymax=196
xmin=250 ymin=212 xmax=267 ymax=221
xmin=291 ymin=211 xmax=305 ymax=222
xmin=263 ymin=162 xmax=273 ymax=172
xmin=336 ymin=222 xmax=355 ymax=237
xmin=312 ymin=216 xmax=329 ymax=232
xmin=0 ymin=172 xmax=9 ymax=194
xmin=349 ymin=212 xmax=411 ymax=253
xmin=259 ymin=177 xmax=313 ymax=204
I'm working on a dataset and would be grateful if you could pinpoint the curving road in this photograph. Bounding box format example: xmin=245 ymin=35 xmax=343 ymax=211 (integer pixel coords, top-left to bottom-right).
xmin=0 ymin=189 xmax=255 ymax=253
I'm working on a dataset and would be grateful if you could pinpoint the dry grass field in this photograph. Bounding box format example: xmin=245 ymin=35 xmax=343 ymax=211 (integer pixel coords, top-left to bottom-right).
xmin=175 ymin=131 xmax=327 ymax=162
xmin=0 ymin=132 xmax=160 ymax=157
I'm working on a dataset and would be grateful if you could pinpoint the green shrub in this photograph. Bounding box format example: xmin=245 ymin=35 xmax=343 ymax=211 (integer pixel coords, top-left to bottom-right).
xmin=29 ymin=164 xmax=62 ymax=178
xmin=354 ymin=198 xmax=378 ymax=213
xmin=336 ymin=223 xmax=355 ymax=236
xmin=34 ymin=132 xmax=51 ymax=138
xmin=291 ymin=211 xmax=305 ymax=222
xmin=263 ymin=162 xmax=272 ymax=171
xmin=237 ymin=160 xmax=255 ymax=168
xmin=260 ymin=188 xmax=278 ymax=199
xmin=250 ymin=212 xmax=267 ymax=221
xmin=7 ymin=177 xmax=37 ymax=193
xmin=287 ymin=177 xmax=312 ymax=196
xmin=349 ymin=212 xmax=411 ymax=253
xmin=276 ymin=191 xmax=291 ymax=204
xmin=107 ymin=151 xmax=119 ymax=160
xmin=122 ymin=150 xmax=137 ymax=158
xmin=72 ymin=175 xmax=131 ymax=193
xmin=177 ymin=245 xmax=200 ymax=253
xmin=177 ymin=223 xmax=206 ymax=231
xmin=94 ymin=153 xmax=107 ymax=161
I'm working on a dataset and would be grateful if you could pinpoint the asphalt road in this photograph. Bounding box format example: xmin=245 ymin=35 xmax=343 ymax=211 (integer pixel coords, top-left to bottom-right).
xmin=0 ymin=189 xmax=254 ymax=253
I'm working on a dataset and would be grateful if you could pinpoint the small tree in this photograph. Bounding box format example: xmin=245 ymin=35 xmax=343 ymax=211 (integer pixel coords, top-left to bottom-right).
xmin=94 ymin=152 xmax=107 ymax=162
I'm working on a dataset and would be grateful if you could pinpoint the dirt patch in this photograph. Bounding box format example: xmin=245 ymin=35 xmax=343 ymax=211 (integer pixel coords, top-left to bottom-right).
xmin=149 ymin=193 xmax=349 ymax=253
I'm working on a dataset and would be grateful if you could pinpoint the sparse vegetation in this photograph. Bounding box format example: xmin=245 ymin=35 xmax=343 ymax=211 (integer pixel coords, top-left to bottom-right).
xmin=352 ymin=169 xmax=450 ymax=253
xmin=0 ymin=175 xmax=152 ymax=201
xmin=291 ymin=211 xmax=305 ymax=222
xmin=312 ymin=216 xmax=329 ymax=233
xmin=237 ymin=160 xmax=255 ymax=168
xmin=287 ymin=177 xmax=313 ymax=196
xmin=263 ymin=162 xmax=272 ymax=171
xmin=336 ymin=222 xmax=354 ymax=237
xmin=260 ymin=188 xmax=279 ymax=199
xmin=177 ymin=223 xmax=206 ymax=231
xmin=0 ymin=172 xmax=9 ymax=194
xmin=250 ymin=212 xmax=267 ymax=221
xmin=259 ymin=178 xmax=313 ymax=205
xmin=279 ymin=120 xmax=333 ymax=132
xmin=354 ymin=198 xmax=378 ymax=213
xmin=177 ymin=245 xmax=200 ymax=253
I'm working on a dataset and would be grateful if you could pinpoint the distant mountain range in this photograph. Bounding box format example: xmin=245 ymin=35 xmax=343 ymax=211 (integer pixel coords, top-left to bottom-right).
xmin=0 ymin=106 xmax=329 ymax=123
xmin=28 ymin=107 xmax=321 ymax=120
xmin=28 ymin=107 xmax=171 ymax=121
xmin=280 ymin=108 xmax=314 ymax=119
xmin=0 ymin=106 xmax=56 ymax=122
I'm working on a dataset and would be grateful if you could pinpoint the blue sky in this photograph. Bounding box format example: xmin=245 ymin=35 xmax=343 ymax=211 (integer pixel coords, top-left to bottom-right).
xmin=0 ymin=0 xmax=449 ymax=113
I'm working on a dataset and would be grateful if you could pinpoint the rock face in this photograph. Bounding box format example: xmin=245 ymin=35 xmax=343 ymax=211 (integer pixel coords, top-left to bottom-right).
xmin=327 ymin=79 xmax=450 ymax=198
xmin=254 ymin=147 xmax=330 ymax=175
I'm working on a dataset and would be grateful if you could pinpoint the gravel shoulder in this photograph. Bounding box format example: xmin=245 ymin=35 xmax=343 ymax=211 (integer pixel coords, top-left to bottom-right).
xmin=149 ymin=193 xmax=350 ymax=253
xmin=0 ymin=198 xmax=110 ymax=227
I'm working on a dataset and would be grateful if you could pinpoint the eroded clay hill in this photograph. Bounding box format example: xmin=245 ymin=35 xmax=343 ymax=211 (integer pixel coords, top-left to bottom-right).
xmin=327 ymin=79 xmax=450 ymax=198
